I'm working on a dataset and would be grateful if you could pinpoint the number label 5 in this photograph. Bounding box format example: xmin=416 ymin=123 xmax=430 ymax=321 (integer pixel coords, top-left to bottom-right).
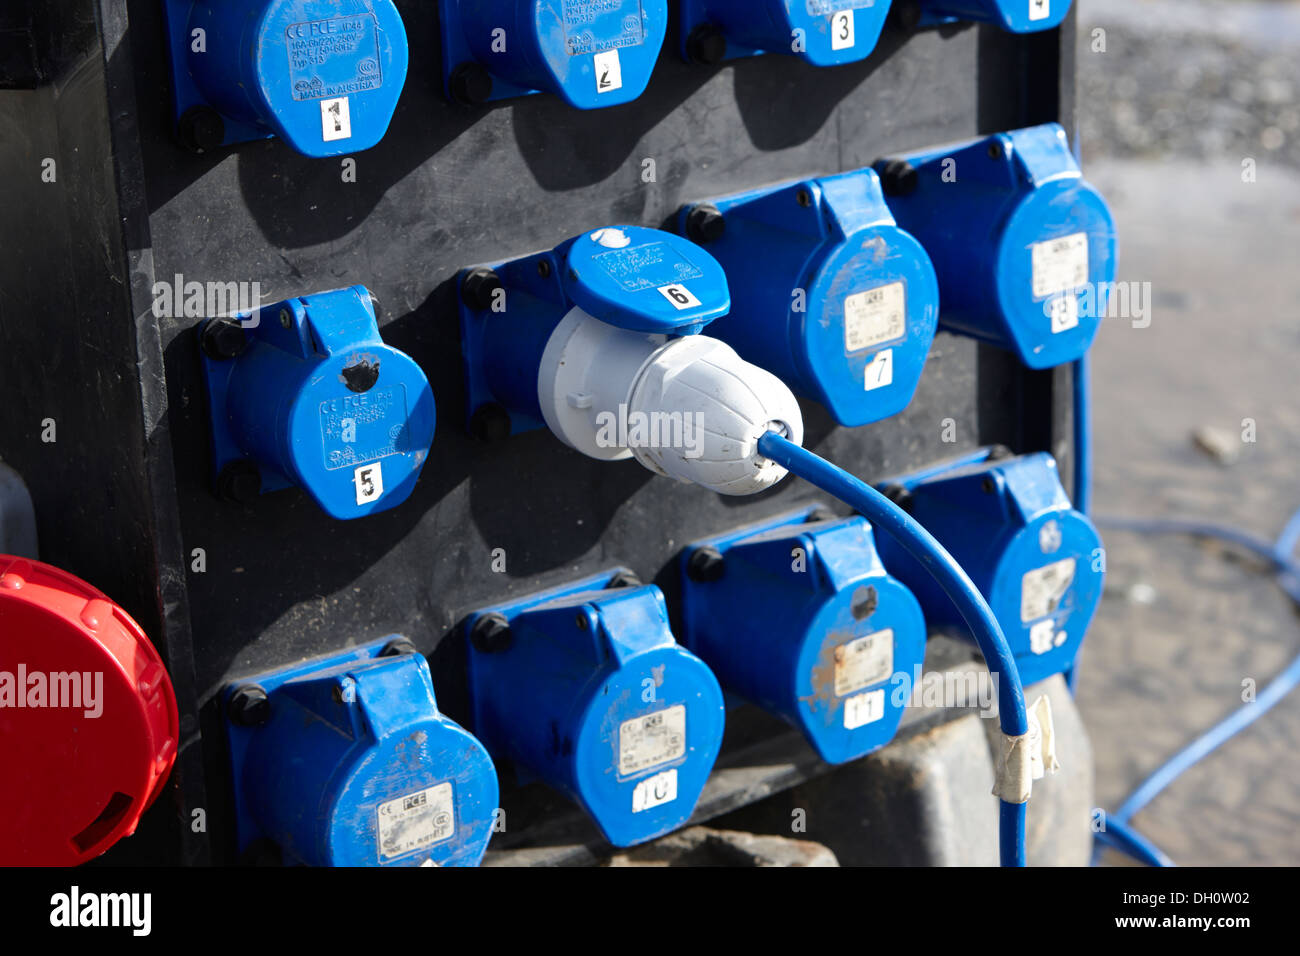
xmin=354 ymin=462 xmax=385 ymax=505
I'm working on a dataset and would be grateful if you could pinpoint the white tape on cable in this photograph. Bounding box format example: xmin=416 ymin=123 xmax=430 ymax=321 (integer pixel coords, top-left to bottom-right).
xmin=992 ymin=695 xmax=1061 ymax=804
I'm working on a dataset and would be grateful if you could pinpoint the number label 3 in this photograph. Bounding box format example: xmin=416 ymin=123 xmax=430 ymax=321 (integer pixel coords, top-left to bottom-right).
xmin=831 ymin=11 xmax=855 ymax=51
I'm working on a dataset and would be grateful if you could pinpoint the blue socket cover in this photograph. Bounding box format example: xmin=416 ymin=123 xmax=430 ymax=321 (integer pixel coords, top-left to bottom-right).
xmin=918 ymin=0 xmax=1072 ymax=32
xmin=163 ymin=1 xmax=409 ymax=157
xmin=680 ymin=169 xmax=940 ymax=427
xmin=875 ymin=451 xmax=1104 ymax=686
xmin=465 ymin=570 xmax=726 ymax=847
xmin=681 ymin=507 xmax=926 ymax=764
xmin=680 ymin=1 xmax=893 ymax=67
xmin=875 ymin=123 xmax=1117 ymax=370
xmin=222 ymin=639 xmax=499 ymax=867
xmin=459 ymin=225 xmax=730 ymax=435
xmin=439 ymin=1 xmax=668 ymax=109
xmin=199 ymin=285 xmax=436 ymax=520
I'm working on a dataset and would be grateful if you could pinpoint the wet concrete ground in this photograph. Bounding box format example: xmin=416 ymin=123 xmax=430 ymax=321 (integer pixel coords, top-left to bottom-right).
xmin=1075 ymin=0 xmax=1300 ymax=866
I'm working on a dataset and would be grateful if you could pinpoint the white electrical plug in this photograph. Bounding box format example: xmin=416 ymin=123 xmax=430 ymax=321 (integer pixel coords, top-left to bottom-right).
xmin=538 ymin=308 xmax=803 ymax=495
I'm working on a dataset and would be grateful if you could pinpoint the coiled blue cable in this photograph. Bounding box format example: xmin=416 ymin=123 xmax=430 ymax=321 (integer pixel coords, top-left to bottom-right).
xmin=1092 ymin=506 xmax=1300 ymax=866
xmin=756 ymin=430 xmax=1031 ymax=867
xmin=1093 ymin=816 xmax=1175 ymax=867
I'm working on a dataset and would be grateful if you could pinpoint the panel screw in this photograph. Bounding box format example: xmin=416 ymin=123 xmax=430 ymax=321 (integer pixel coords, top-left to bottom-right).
xmin=606 ymin=570 xmax=642 ymax=589
xmin=882 ymin=483 xmax=914 ymax=511
xmin=470 ymin=403 xmax=512 ymax=441
xmin=217 ymin=461 xmax=262 ymax=505
xmin=796 ymin=188 xmax=814 ymax=208
xmin=889 ymin=0 xmax=923 ymax=34
xmin=379 ymin=638 xmax=418 ymax=658
xmin=200 ymin=317 xmax=247 ymax=360
xmin=879 ymin=159 xmax=919 ymax=197
xmin=982 ymin=477 xmax=997 ymax=494
xmin=687 ymin=546 xmax=725 ymax=583
xmin=686 ymin=24 xmax=727 ymax=66
xmin=461 ymin=267 xmax=504 ymax=312
xmin=177 ymin=106 xmax=225 ymax=153
xmin=470 ymin=613 xmax=513 ymax=653
xmin=449 ymin=62 xmax=493 ymax=107
xmin=685 ymin=204 xmax=726 ymax=244
xmin=229 ymin=684 xmax=270 ymax=727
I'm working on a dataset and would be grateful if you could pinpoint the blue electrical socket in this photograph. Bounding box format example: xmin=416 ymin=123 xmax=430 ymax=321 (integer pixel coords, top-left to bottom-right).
xmin=457 ymin=225 xmax=730 ymax=438
xmin=875 ymin=449 xmax=1104 ymax=686
xmin=464 ymin=569 xmax=726 ymax=847
xmin=679 ymin=168 xmax=940 ymax=427
xmin=198 ymin=285 xmax=436 ymax=520
xmin=680 ymin=505 xmax=927 ymax=764
xmin=438 ymin=0 xmax=668 ymax=109
xmin=874 ymin=123 xmax=1117 ymax=370
xmin=162 ymin=0 xmax=409 ymax=157
xmin=680 ymin=0 xmax=894 ymax=67
xmin=222 ymin=637 xmax=500 ymax=867
xmin=918 ymin=0 xmax=1072 ymax=32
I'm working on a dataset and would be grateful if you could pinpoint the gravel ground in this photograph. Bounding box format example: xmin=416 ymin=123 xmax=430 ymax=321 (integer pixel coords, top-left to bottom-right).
xmin=1073 ymin=2 xmax=1300 ymax=865
xmin=1079 ymin=0 xmax=1300 ymax=169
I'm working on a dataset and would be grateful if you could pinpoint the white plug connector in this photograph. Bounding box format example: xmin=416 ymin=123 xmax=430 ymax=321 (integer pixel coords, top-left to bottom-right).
xmin=538 ymin=308 xmax=803 ymax=495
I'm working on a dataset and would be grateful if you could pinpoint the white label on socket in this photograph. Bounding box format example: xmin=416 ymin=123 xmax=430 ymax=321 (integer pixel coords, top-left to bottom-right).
xmin=321 ymin=96 xmax=352 ymax=142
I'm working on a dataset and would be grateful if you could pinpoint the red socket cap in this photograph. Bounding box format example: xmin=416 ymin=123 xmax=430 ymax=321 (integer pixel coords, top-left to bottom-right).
xmin=0 ymin=555 xmax=178 ymax=865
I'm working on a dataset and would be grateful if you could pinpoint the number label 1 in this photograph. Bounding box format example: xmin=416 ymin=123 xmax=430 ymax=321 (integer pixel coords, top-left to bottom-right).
xmin=831 ymin=11 xmax=855 ymax=51
xmin=658 ymin=283 xmax=702 ymax=310
xmin=321 ymin=96 xmax=352 ymax=142
xmin=354 ymin=461 xmax=384 ymax=505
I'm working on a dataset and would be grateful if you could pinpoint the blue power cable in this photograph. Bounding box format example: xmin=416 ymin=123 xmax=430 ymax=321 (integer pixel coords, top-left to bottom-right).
xmin=1276 ymin=510 xmax=1300 ymax=566
xmin=1064 ymin=356 xmax=1092 ymax=696
xmin=756 ymin=430 xmax=1032 ymax=867
xmin=1000 ymin=801 xmax=1028 ymax=868
xmin=1072 ymin=355 xmax=1092 ymax=518
xmin=1096 ymin=516 xmax=1287 ymax=571
xmin=1093 ymin=817 xmax=1175 ymax=867
xmin=1091 ymin=506 xmax=1300 ymax=866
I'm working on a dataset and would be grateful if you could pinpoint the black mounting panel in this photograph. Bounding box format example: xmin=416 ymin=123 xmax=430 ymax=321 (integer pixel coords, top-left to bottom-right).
xmin=0 ymin=0 xmax=1076 ymax=865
